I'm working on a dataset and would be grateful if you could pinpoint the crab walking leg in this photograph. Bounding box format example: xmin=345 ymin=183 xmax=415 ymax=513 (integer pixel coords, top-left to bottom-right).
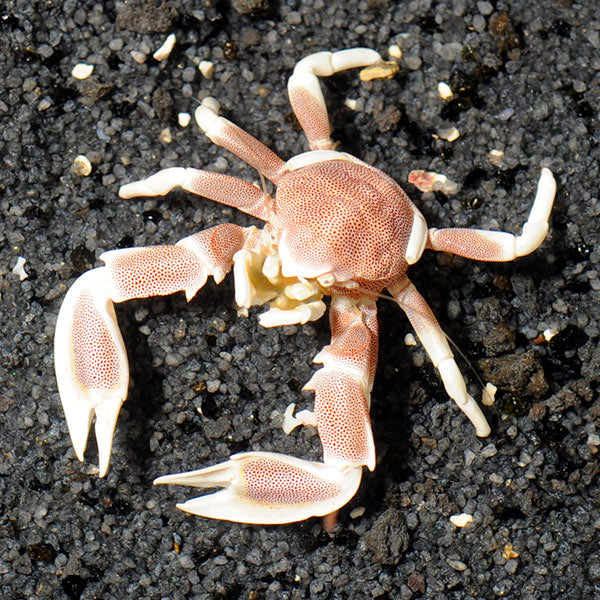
xmin=119 ymin=168 xmax=273 ymax=221
xmin=390 ymin=278 xmax=491 ymax=438
xmin=194 ymin=97 xmax=285 ymax=183
xmin=428 ymin=168 xmax=556 ymax=261
xmin=153 ymin=452 xmax=363 ymax=524
xmin=55 ymin=224 xmax=250 ymax=476
xmin=288 ymin=48 xmax=383 ymax=151
xmin=284 ymin=296 xmax=378 ymax=471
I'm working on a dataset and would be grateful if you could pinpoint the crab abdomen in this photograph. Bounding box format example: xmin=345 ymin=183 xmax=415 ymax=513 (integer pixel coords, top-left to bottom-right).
xmin=274 ymin=158 xmax=419 ymax=282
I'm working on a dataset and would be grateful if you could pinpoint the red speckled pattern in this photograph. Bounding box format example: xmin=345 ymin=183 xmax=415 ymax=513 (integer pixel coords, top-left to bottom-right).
xmin=72 ymin=291 xmax=122 ymax=390
xmin=428 ymin=228 xmax=506 ymax=261
xmin=242 ymin=457 xmax=341 ymax=505
xmin=106 ymin=245 xmax=206 ymax=301
xmin=311 ymin=370 xmax=373 ymax=468
xmin=276 ymin=160 xmax=414 ymax=281
xmin=325 ymin=299 xmax=379 ymax=387
xmin=209 ymin=119 xmax=284 ymax=182
xmin=187 ymin=172 xmax=271 ymax=221
xmin=186 ymin=223 xmax=246 ymax=271
xmin=289 ymin=86 xmax=332 ymax=150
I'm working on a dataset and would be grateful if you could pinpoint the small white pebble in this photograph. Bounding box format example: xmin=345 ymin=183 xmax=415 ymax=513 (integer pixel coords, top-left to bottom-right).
xmin=178 ymin=112 xmax=191 ymax=127
xmin=130 ymin=50 xmax=147 ymax=64
xmin=404 ymin=333 xmax=417 ymax=346
xmin=199 ymin=60 xmax=215 ymax=79
xmin=71 ymin=154 xmax=92 ymax=176
xmin=12 ymin=256 xmax=28 ymax=281
xmin=543 ymin=327 xmax=558 ymax=342
xmin=488 ymin=149 xmax=505 ymax=166
xmin=153 ymin=33 xmax=176 ymax=62
xmin=350 ymin=506 xmax=366 ymax=519
xmin=388 ymin=44 xmax=403 ymax=59
xmin=450 ymin=513 xmax=474 ymax=528
xmin=438 ymin=126 xmax=460 ymax=142
xmin=71 ymin=63 xmax=94 ymax=80
xmin=482 ymin=382 xmax=497 ymax=406
xmin=344 ymin=98 xmax=358 ymax=111
xmin=159 ymin=128 xmax=172 ymax=143
xmin=438 ymin=81 xmax=453 ymax=100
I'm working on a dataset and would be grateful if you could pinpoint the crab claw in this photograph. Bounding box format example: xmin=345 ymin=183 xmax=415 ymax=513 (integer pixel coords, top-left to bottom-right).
xmin=153 ymin=451 xmax=363 ymax=524
xmin=54 ymin=268 xmax=129 ymax=476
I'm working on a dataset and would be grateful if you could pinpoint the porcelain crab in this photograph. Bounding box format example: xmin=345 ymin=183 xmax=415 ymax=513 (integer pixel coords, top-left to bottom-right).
xmin=54 ymin=48 xmax=556 ymax=525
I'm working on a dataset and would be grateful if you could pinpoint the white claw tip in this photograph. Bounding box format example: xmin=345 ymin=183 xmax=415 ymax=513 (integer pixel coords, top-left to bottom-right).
xmin=537 ymin=167 xmax=557 ymax=201
xmin=475 ymin=422 xmax=491 ymax=438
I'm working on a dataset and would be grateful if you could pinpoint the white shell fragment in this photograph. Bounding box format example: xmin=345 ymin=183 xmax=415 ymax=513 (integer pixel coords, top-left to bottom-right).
xmin=350 ymin=506 xmax=366 ymax=519
xmin=482 ymin=382 xmax=497 ymax=406
xmin=450 ymin=513 xmax=474 ymax=527
xmin=71 ymin=63 xmax=94 ymax=80
xmin=159 ymin=128 xmax=172 ymax=143
xmin=489 ymin=149 xmax=505 ymax=166
xmin=72 ymin=154 xmax=92 ymax=176
xmin=404 ymin=333 xmax=417 ymax=346
xmin=153 ymin=33 xmax=176 ymax=62
xmin=542 ymin=327 xmax=558 ymax=342
xmin=388 ymin=44 xmax=403 ymax=59
xmin=12 ymin=256 xmax=28 ymax=281
xmin=438 ymin=81 xmax=453 ymax=100
xmin=178 ymin=112 xmax=192 ymax=127
xmin=344 ymin=98 xmax=358 ymax=111
xmin=408 ymin=170 xmax=460 ymax=195
xmin=199 ymin=60 xmax=214 ymax=79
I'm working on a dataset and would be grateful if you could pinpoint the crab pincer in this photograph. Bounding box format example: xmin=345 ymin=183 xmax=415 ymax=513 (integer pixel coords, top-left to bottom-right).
xmin=154 ymin=452 xmax=362 ymax=525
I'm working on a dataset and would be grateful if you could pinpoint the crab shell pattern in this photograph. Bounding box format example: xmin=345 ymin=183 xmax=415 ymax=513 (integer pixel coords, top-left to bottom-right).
xmin=54 ymin=49 xmax=556 ymax=525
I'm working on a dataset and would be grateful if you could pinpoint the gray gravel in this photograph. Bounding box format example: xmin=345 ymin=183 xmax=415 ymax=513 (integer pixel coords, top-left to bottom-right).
xmin=1 ymin=1 xmax=599 ymax=599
